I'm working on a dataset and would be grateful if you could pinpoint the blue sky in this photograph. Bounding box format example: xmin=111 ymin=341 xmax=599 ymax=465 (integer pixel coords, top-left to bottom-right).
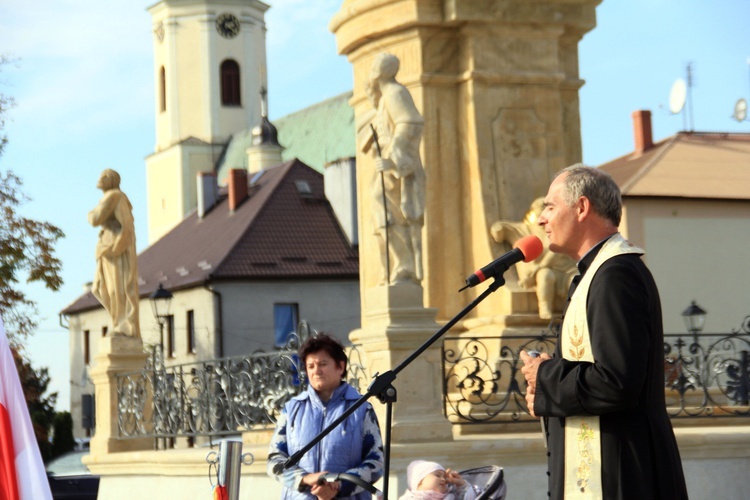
xmin=0 ymin=0 xmax=748 ymax=412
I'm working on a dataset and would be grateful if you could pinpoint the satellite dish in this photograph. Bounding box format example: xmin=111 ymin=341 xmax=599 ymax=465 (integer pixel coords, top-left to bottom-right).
xmin=734 ymin=98 xmax=747 ymax=122
xmin=669 ymin=79 xmax=687 ymax=114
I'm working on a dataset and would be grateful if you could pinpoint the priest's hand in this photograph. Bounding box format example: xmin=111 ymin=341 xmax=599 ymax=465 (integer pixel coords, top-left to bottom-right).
xmin=520 ymin=350 xmax=551 ymax=417
xmin=525 ymin=387 xmax=537 ymax=418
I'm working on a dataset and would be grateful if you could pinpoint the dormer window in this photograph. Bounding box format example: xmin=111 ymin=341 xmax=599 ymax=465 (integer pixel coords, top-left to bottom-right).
xmin=295 ymin=180 xmax=312 ymax=196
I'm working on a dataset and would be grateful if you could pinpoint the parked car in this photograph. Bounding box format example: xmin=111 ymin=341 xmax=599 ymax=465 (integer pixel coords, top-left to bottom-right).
xmin=74 ymin=438 xmax=91 ymax=451
xmin=46 ymin=450 xmax=100 ymax=500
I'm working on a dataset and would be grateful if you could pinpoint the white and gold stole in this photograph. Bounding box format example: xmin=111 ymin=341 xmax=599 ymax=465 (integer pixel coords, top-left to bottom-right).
xmin=560 ymin=233 xmax=644 ymax=499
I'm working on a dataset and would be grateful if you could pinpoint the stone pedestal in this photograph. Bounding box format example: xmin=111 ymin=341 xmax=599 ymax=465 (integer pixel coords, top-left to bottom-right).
xmin=350 ymin=283 xmax=452 ymax=444
xmin=89 ymin=335 xmax=151 ymax=455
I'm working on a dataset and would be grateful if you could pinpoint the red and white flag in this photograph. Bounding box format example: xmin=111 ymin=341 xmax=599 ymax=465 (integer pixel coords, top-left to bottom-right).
xmin=0 ymin=316 xmax=53 ymax=500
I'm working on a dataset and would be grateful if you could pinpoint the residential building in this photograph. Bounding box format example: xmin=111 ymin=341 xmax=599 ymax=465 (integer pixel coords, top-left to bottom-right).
xmin=60 ymin=0 xmax=360 ymax=441
xmin=599 ymin=110 xmax=750 ymax=334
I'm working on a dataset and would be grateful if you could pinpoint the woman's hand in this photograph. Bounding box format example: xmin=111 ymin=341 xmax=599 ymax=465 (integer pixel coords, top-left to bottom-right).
xmin=302 ymin=472 xmax=328 ymax=488
xmin=302 ymin=472 xmax=340 ymax=500
xmin=311 ymin=479 xmax=340 ymax=500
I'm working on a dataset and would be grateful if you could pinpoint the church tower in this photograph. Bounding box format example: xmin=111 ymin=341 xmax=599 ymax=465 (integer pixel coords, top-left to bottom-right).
xmin=145 ymin=0 xmax=269 ymax=243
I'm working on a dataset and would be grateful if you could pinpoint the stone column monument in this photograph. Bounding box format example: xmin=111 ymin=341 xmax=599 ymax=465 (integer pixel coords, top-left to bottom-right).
xmin=87 ymin=169 xmax=150 ymax=455
xmin=332 ymin=0 xmax=601 ymax=495
xmin=332 ymin=0 xmax=600 ymax=325
xmin=89 ymin=169 xmax=141 ymax=338
xmin=354 ymin=50 xmax=450 ymax=445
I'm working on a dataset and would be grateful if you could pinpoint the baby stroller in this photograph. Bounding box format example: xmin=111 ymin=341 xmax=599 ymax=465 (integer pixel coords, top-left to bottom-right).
xmin=319 ymin=465 xmax=507 ymax=500
xmin=459 ymin=465 xmax=507 ymax=500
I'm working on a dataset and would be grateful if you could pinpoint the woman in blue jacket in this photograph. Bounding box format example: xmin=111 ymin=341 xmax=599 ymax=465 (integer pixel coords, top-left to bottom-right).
xmin=268 ymin=334 xmax=384 ymax=499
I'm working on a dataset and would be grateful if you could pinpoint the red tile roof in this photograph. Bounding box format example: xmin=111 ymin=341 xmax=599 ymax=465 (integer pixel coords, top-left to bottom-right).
xmin=61 ymin=159 xmax=359 ymax=315
xmin=599 ymin=132 xmax=750 ymax=200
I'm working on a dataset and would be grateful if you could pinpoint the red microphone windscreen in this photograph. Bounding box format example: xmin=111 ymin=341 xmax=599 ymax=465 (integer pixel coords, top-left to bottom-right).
xmin=513 ymin=235 xmax=544 ymax=262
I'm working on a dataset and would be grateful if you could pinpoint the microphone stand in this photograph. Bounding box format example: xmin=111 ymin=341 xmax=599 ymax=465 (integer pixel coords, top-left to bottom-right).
xmin=280 ymin=275 xmax=507 ymax=499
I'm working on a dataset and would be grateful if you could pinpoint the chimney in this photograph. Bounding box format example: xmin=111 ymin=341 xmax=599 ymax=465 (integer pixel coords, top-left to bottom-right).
xmin=197 ymin=172 xmax=217 ymax=218
xmin=324 ymin=157 xmax=359 ymax=245
xmin=632 ymin=110 xmax=653 ymax=154
xmin=228 ymin=169 xmax=248 ymax=212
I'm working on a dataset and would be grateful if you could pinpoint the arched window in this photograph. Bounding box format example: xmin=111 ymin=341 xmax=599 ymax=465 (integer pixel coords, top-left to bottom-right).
xmin=220 ymin=59 xmax=241 ymax=106
xmin=159 ymin=66 xmax=166 ymax=112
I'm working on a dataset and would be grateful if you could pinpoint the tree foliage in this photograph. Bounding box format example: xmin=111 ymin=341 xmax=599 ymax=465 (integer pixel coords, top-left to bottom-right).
xmin=2 ymin=56 xmax=65 ymax=463
xmin=12 ymin=345 xmax=57 ymax=462
xmin=51 ymin=411 xmax=76 ymax=459
xmin=0 ymin=55 xmax=11 ymax=158
xmin=0 ymin=55 xmax=64 ymax=343
xmin=0 ymin=172 xmax=65 ymax=341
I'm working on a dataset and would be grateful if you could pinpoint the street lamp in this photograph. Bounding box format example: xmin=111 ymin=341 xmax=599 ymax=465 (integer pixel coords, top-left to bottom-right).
xmin=681 ymin=300 xmax=707 ymax=342
xmin=149 ymin=284 xmax=173 ymax=351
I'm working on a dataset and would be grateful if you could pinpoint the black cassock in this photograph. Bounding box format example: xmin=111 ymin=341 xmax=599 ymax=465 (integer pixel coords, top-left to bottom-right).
xmin=535 ymin=245 xmax=688 ymax=500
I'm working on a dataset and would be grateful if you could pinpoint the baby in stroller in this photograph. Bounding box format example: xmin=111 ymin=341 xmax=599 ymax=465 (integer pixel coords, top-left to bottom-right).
xmin=316 ymin=460 xmax=506 ymax=500
xmin=399 ymin=460 xmax=478 ymax=500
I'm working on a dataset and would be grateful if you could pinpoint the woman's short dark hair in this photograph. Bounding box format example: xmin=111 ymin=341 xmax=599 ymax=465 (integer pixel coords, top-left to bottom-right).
xmin=299 ymin=333 xmax=348 ymax=373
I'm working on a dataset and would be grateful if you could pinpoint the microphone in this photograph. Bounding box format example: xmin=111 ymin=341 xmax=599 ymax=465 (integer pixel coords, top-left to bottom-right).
xmin=463 ymin=235 xmax=543 ymax=289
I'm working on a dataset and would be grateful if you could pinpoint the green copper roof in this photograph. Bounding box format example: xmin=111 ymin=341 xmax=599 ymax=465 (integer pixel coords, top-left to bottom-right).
xmin=274 ymin=91 xmax=356 ymax=172
xmin=216 ymin=131 xmax=253 ymax=184
xmin=215 ymin=91 xmax=355 ymax=184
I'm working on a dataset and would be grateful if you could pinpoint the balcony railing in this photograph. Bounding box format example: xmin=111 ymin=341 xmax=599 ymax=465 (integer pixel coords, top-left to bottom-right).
xmin=116 ymin=327 xmax=368 ymax=442
xmin=664 ymin=315 xmax=750 ymax=417
xmin=442 ymin=317 xmax=750 ymax=424
xmin=117 ymin=317 xmax=750 ymax=442
xmin=442 ymin=332 xmax=557 ymax=424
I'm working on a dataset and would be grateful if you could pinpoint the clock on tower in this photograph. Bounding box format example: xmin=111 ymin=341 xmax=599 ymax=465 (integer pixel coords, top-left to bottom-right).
xmin=215 ymin=13 xmax=240 ymax=39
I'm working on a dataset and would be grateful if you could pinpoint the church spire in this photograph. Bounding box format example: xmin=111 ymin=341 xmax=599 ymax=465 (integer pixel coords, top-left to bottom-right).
xmin=248 ymin=86 xmax=283 ymax=171
xmin=252 ymin=86 xmax=281 ymax=147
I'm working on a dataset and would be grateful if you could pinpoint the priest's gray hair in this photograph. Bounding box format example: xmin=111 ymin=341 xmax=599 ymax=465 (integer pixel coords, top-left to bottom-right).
xmin=557 ymin=164 xmax=622 ymax=227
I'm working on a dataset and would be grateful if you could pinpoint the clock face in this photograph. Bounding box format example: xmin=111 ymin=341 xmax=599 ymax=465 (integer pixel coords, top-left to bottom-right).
xmin=216 ymin=13 xmax=240 ymax=39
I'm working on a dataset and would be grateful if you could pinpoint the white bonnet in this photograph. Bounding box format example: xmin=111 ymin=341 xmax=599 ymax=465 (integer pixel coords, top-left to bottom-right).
xmin=406 ymin=460 xmax=444 ymax=491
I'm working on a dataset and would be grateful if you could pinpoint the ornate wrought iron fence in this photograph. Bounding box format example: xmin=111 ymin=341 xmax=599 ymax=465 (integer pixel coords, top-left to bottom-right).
xmin=665 ymin=316 xmax=750 ymax=418
xmin=116 ymin=324 xmax=368 ymax=441
xmin=442 ymin=317 xmax=750 ymax=424
xmin=442 ymin=331 xmax=557 ymax=424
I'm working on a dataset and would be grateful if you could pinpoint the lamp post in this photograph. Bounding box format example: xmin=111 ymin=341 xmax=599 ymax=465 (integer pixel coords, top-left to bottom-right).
xmin=149 ymin=283 xmax=173 ymax=353
xmin=681 ymin=300 xmax=707 ymax=343
xmin=148 ymin=283 xmax=173 ymax=450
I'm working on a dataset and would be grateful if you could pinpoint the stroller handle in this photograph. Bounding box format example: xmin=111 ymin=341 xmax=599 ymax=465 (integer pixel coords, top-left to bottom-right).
xmin=318 ymin=472 xmax=382 ymax=497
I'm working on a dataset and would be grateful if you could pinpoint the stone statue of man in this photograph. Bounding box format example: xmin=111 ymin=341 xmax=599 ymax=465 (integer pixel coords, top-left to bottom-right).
xmin=491 ymin=197 xmax=577 ymax=319
xmin=365 ymin=52 xmax=426 ymax=285
xmin=88 ymin=169 xmax=140 ymax=337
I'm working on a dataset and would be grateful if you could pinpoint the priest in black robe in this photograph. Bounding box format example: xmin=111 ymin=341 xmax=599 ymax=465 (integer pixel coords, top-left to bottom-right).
xmin=521 ymin=165 xmax=688 ymax=500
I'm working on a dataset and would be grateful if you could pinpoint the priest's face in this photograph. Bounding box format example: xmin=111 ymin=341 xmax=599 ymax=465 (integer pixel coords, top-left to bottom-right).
xmin=539 ymin=173 xmax=581 ymax=259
